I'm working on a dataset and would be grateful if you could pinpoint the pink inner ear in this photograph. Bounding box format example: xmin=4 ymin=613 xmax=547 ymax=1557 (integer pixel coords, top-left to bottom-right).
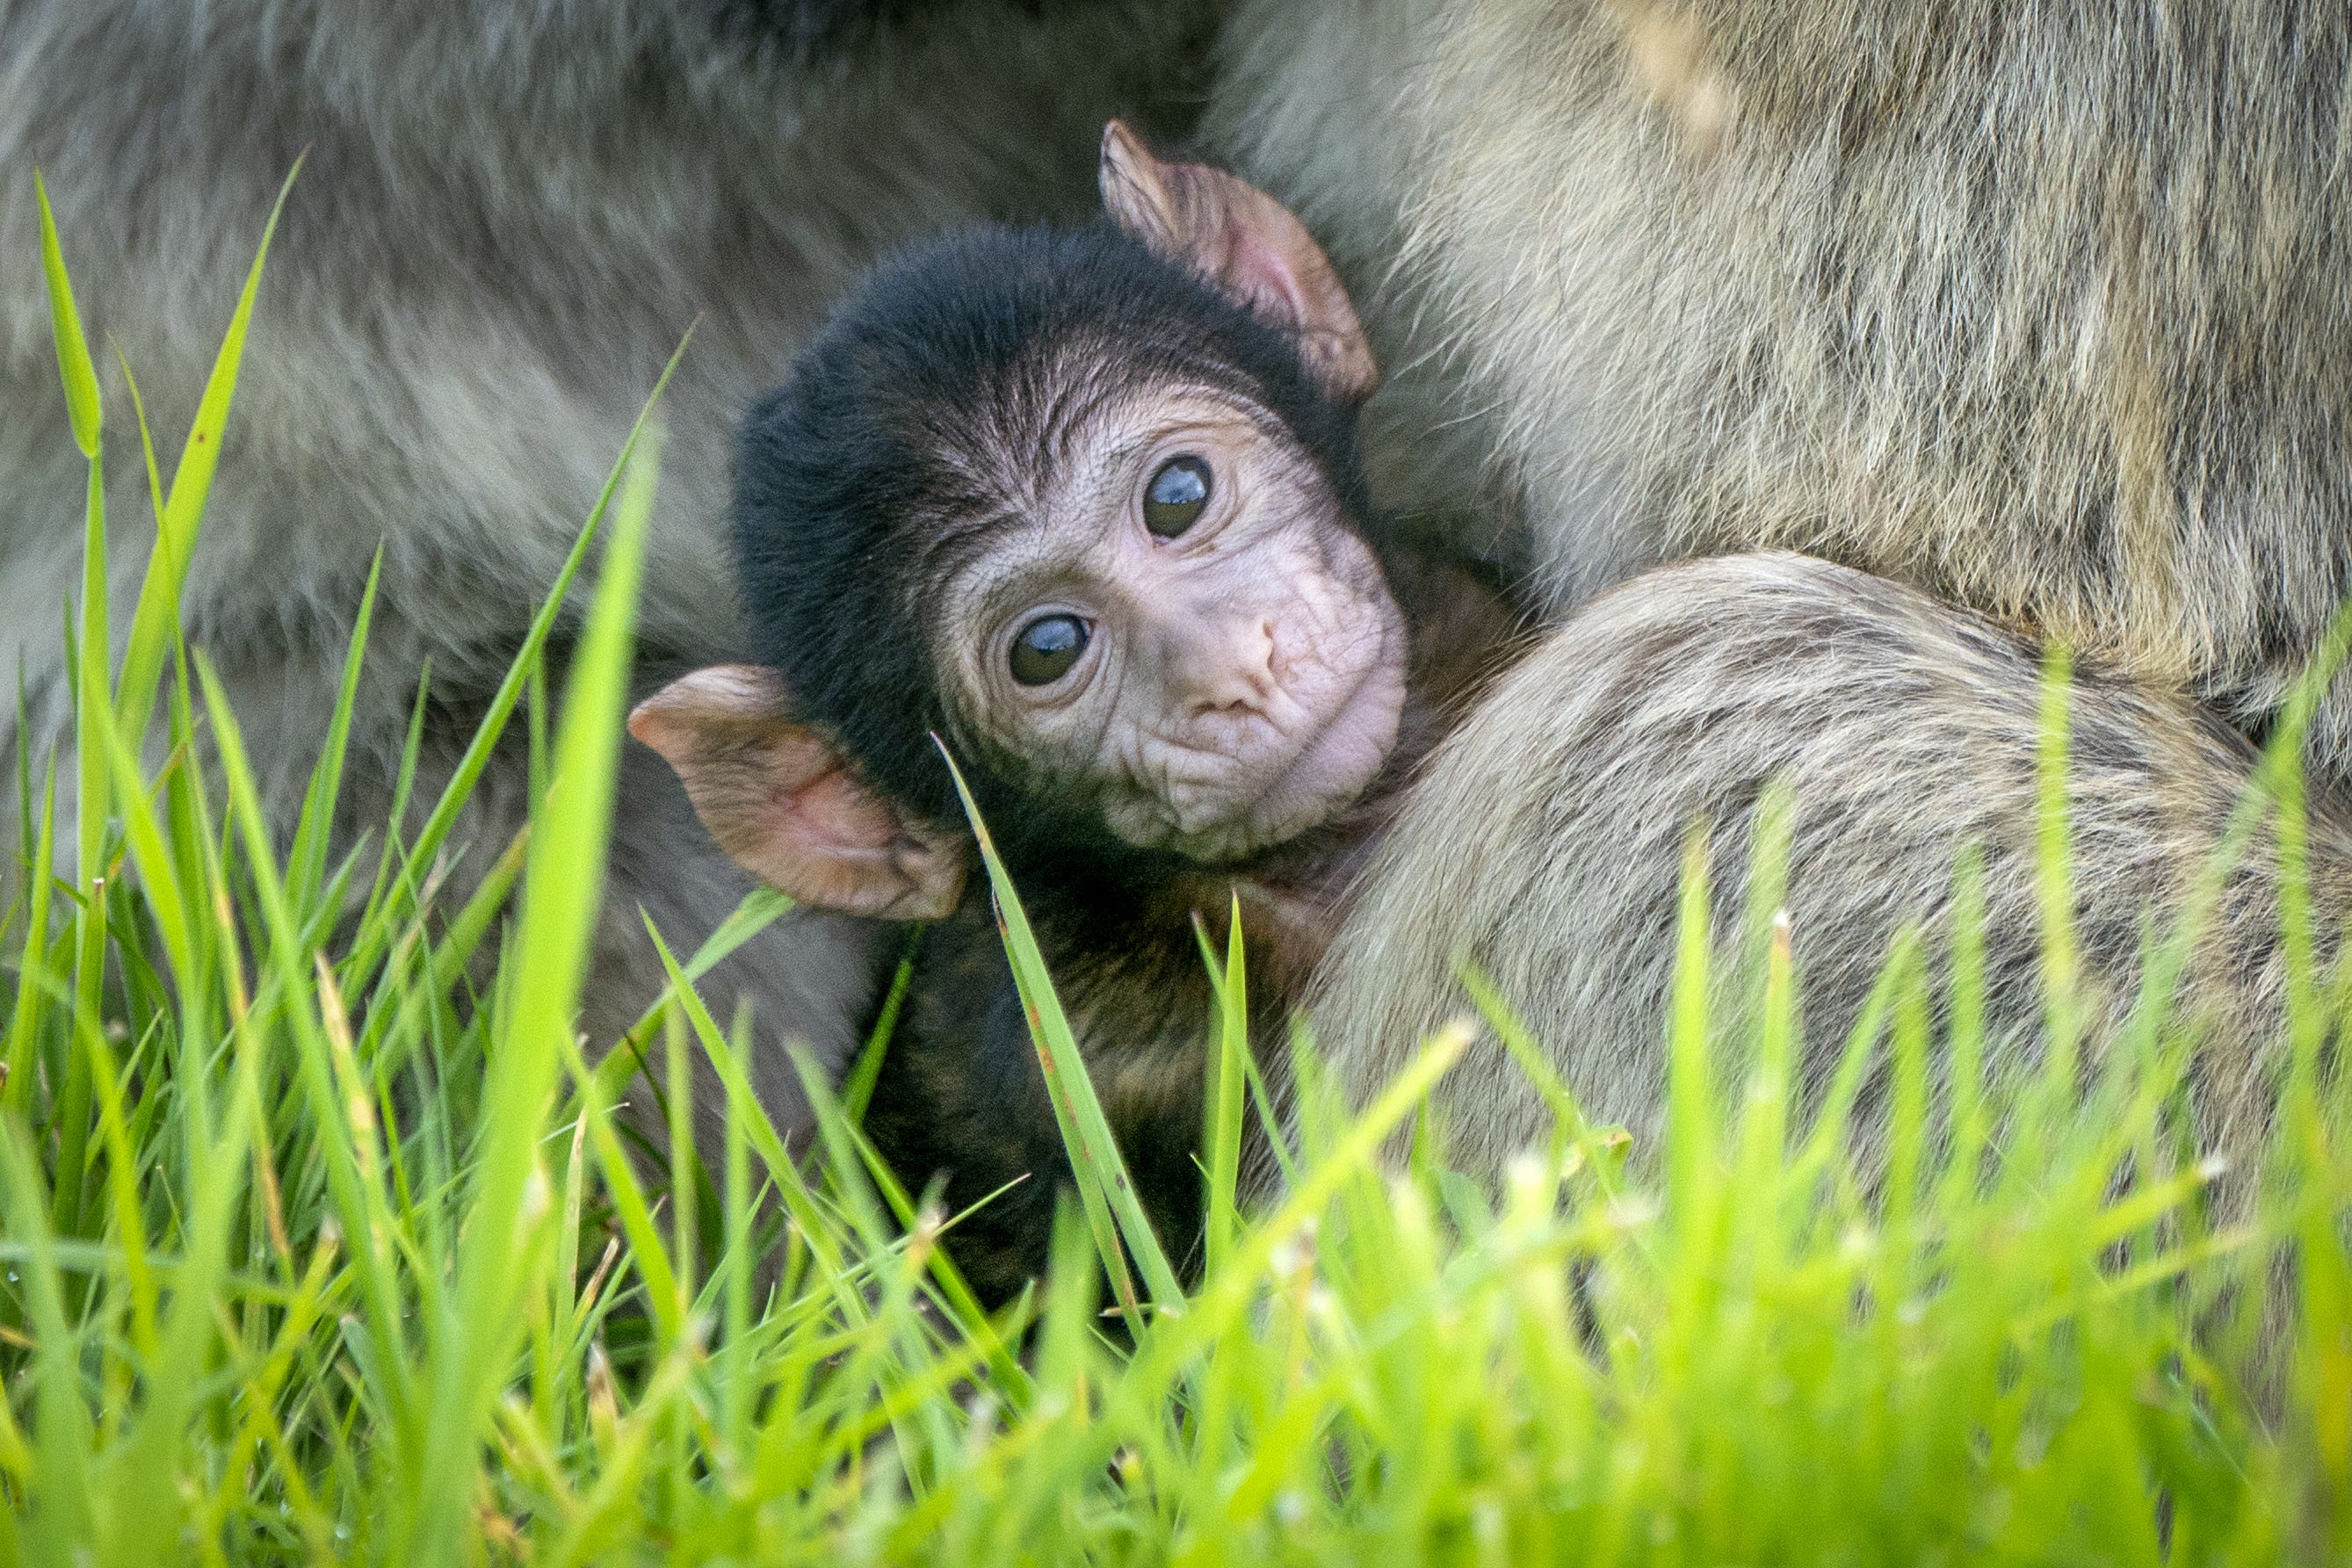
xmin=1228 ymin=228 xmax=1314 ymax=336
xmin=733 ymin=730 xmax=967 ymax=921
xmin=781 ymin=759 xmax=908 ymax=858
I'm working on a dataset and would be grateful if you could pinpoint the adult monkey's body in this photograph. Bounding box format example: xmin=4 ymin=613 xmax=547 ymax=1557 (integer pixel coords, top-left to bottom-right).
xmin=1204 ymin=2 xmax=2352 ymax=1167
xmin=1307 ymin=553 xmax=2313 ymax=1185
xmin=0 ymin=0 xmax=1220 ymax=1127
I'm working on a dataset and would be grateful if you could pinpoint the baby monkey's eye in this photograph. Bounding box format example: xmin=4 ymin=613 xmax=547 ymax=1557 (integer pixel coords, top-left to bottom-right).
xmin=1010 ymin=614 xmax=1090 ymax=686
xmin=1142 ymin=455 xmax=1212 ymax=538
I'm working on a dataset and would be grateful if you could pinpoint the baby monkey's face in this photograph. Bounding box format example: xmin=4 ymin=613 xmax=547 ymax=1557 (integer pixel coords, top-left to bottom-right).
xmin=934 ymin=384 xmax=1405 ymax=862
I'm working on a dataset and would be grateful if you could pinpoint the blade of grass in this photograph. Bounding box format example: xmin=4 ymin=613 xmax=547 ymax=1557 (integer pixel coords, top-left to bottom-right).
xmin=39 ymin=170 xmax=111 ymax=1249
xmin=937 ymin=741 xmax=1185 ymax=1319
xmin=55 ymin=435 xmax=106 ymax=1245
xmin=288 ymin=546 xmax=384 ymax=908
xmin=1203 ymin=893 xmax=1249 ymax=1277
xmin=4 ymin=769 xmax=59 ymax=1117
xmin=33 ymin=174 xmax=99 ymax=460
xmin=115 ymin=158 xmax=302 ymax=743
xmin=843 ymin=929 xmax=922 ymax=1124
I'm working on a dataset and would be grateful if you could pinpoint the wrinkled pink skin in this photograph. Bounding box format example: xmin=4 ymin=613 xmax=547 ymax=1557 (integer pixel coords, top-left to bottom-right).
xmin=935 ymin=387 xmax=1406 ymax=862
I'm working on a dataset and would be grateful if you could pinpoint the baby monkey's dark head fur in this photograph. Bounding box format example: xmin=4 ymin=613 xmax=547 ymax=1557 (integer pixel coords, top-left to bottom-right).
xmin=639 ymin=122 xmax=1402 ymax=919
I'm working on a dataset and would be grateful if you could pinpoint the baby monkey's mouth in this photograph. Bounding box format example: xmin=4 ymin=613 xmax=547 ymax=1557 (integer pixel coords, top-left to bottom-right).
xmin=1106 ymin=591 xmax=1408 ymax=863
xmin=1219 ymin=649 xmax=1407 ymax=854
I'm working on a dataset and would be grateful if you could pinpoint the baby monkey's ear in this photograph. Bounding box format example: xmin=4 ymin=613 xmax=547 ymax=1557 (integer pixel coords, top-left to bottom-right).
xmin=629 ymin=666 xmax=968 ymax=921
xmin=1099 ymin=119 xmax=1379 ymax=405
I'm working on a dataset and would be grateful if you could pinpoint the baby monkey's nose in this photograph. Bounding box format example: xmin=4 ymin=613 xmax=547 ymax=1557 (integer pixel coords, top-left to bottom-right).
xmin=1177 ymin=618 xmax=1282 ymax=721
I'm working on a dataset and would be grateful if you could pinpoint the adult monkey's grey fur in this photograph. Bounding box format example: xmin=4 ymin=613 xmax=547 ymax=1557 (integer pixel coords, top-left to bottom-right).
xmin=1307 ymin=553 xmax=2309 ymax=1185
xmin=0 ymin=0 xmax=1220 ymax=1130
xmin=1205 ymin=2 xmax=2352 ymax=1162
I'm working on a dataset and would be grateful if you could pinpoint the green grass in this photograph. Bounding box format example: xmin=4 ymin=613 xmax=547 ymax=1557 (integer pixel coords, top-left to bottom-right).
xmin=2 ymin=192 xmax=2348 ymax=1568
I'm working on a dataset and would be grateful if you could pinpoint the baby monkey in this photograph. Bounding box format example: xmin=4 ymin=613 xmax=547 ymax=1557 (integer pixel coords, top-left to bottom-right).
xmin=632 ymin=124 xmax=1516 ymax=1303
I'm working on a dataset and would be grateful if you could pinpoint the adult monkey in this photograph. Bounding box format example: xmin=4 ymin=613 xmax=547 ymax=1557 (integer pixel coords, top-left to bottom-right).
xmin=1203 ymin=4 xmax=2352 ymax=1163
xmin=0 ymin=0 xmax=1220 ymax=1132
